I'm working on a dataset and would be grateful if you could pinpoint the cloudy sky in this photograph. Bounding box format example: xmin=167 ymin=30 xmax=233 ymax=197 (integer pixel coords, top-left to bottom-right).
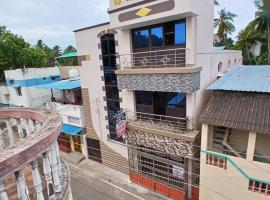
xmin=0 ymin=0 xmax=256 ymax=49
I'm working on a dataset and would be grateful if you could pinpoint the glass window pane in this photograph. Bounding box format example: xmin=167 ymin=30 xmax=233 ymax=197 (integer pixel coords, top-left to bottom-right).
xmin=175 ymin=22 xmax=186 ymax=45
xmin=143 ymin=91 xmax=153 ymax=105
xmin=105 ymin=86 xmax=120 ymax=100
xmin=107 ymin=100 xmax=120 ymax=112
xmin=164 ymin=22 xmax=175 ymax=46
xmin=133 ymin=29 xmax=149 ymax=49
xmin=151 ymin=27 xmax=163 ymax=47
xmin=104 ymin=72 xmax=117 ymax=85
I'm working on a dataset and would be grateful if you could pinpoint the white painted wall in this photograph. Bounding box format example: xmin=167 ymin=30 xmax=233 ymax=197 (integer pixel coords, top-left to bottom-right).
xmin=75 ymin=24 xmax=128 ymax=159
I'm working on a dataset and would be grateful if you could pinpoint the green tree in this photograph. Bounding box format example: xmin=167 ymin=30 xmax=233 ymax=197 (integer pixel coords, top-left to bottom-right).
xmin=214 ymin=9 xmax=237 ymax=45
xmin=254 ymin=0 xmax=270 ymax=64
xmin=64 ymin=45 xmax=76 ymax=54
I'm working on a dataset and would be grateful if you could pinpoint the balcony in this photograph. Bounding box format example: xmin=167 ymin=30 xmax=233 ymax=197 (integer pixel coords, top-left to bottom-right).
xmin=116 ymin=48 xmax=201 ymax=92
xmin=126 ymin=111 xmax=199 ymax=158
xmin=0 ymin=108 xmax=72 ymax=200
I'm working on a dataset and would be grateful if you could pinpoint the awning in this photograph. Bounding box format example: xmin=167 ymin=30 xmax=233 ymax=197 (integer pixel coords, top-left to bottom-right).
xmin=33 ymin=80 xmax=81 ymax=90
xmin=56 ymin=52 xmax=77 ymax=59
xmin=61 ymin=124 xmax=83 ymax=136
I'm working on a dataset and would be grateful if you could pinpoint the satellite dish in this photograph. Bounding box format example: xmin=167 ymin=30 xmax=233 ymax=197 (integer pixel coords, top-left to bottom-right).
xmin=69 ymin=68 xmax=80 ymax=80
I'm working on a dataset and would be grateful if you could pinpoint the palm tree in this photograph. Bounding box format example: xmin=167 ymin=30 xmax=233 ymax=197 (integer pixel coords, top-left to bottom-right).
xmin=254 ymin=0 xmax=270 ymax=64
xmin=214 ymin=9 xmax=237 ymax=45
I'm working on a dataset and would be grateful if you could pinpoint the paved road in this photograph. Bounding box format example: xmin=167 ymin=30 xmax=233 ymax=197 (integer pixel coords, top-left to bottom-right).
xmin=68 ymin=160 xmax=168 ymax=200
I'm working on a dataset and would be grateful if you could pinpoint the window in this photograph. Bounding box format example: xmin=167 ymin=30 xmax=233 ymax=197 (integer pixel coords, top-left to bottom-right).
xmin=151 ymin=27 xmax=163 ymax=47
xmin=133 ymin=29 xmax=150 ymax=49
xmin=68 ymin=116 xmax=80 ymax=125
xmin=104 ymin=72 xmax=117 ymax=85
xmin=105 ymin=86 xmax=120 ymax=100
xmin=15 ymin=87 xmax=22 ymax=96
xmin=175 ymin=22 xmax=186 ymax=45
xmin=132 ymin=19 xmax=186 ymax=50
xmin=167 ymin=93 xmax=186 ymax=109
xmin=164 ymin=22 xmax=175 ymax=46
xmin=218 ymin=62 xmax=223 ymax=72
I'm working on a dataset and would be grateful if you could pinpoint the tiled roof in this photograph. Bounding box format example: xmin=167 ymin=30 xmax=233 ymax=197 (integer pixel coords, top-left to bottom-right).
xmin=208 ymin=66 xmax=270 ymax=93
xmin=200 ymin=91 xmax=270 ymax=134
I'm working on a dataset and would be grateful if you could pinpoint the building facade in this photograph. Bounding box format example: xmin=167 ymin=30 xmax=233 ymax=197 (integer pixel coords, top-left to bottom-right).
xmin=200 ymin=66 xmax=270 ymax=200
xmin=1 ymin=67 xmax=61 ymax=107
xmin=74 ymin=0 xmax=242 ymax=199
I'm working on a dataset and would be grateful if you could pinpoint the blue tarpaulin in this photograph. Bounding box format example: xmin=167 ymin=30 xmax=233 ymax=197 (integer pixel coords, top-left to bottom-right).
xmin=61 ymin=124 xmax=82 ymax=136
xmin=33 ymin=80 xmax=81 ymax=90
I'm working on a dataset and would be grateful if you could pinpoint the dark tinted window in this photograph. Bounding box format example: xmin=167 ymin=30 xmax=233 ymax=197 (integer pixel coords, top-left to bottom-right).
xmin=175 ymin=22 xmax=186 ymax=45
xmin=151 ymin=27 xmax=163 ymax=47
xmin=167 ymin=93 xmax=186 ymax=108
xmin=164 ymin=22 xmax=175 ymax=46
xmin=133 ymin=29 xmax=149 ymax=49
xmin=105 ymin=86 xmax=119 ymax=100
xmin=104 ymin=72 xmax=117 ymax=85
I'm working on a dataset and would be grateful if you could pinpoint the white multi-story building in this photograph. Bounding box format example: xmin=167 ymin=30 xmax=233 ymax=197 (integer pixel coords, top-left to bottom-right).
xmin=1 ymin=67 xmax=61 ymax=107
xmin=74 ymin=0 xmax=242 ymax=199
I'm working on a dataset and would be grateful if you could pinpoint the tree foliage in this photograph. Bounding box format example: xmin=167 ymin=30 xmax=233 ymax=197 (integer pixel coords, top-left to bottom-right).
xmin=0 ymin=26 xmax=77 ymax=81
xmin=214 ymin=9 xmax=237 ymax=45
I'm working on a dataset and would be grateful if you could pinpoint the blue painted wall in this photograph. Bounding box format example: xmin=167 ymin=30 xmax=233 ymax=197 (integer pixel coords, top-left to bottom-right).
xmin=6 ymin=75 xmax=61 ymax=87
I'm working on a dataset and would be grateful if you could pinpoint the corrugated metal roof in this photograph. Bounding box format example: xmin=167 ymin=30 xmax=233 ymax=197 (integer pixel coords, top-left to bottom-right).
xmin=61 ymin=124 xmax=83 ymax=135
xmin=33 ymin=80 xmax=81 ymax=90
xmin=208 ymin=65 xmax=270 ymax=93
xmin=56 ymin=52 xmax=77 ymax=59
xmin=200 ymin=91 xmax=270 ymax=134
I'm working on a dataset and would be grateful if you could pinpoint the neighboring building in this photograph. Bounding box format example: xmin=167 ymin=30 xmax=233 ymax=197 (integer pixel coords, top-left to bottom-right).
xmin=200 ymin=66 xmax=270 ymax=200
xmin=1 ymin=67 xmax=61 ymax=107
xmin=74 ymin=0 xmax=242 ymax=199
xmin=33 ymin=65 xmax=86 ymax=156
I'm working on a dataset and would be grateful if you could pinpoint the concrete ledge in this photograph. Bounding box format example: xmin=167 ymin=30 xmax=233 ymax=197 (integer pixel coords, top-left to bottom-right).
xmin=127 ymin=122 xmax=200 ymax=142
xmin=115 ymin=66 xmax=202 ymax=75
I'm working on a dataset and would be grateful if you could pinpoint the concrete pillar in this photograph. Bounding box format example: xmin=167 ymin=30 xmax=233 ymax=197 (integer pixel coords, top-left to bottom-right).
xmin=0 ymin=181 xmax=8 ymax=200
xmin=15 ymin=169 xmax=29 ymax=200
xmin=201 ymin=124 xmax=209 ymax=150
xmin=53 ymin=140 xmax=62 ymax=178
xmin=0 ymin=128 xmax=4 ymax=150
xmin=247 ymin=132 xmax=257 ymax=161
xmin=43 ymin=151 xmax=56 ymax=200
xmin=17 ymin=122 xmax=24 ymax=144
xmin=30 ymin=160 xmax=45 ymax=200
xmin=49 ymin=143 xmax=62 ymax=195
xmin=81 ymin=135 xmax=88 ymax=158
xmin=70 ymin=136 xmax=75 ymax=152
xmin=6 ymin=121 xmax=14 ymax=147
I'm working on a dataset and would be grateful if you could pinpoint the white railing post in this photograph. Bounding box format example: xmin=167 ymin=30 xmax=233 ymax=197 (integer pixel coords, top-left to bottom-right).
xmin=30 ymin=160 xmax=45 ymax=200
xmin=17 ymin=122 xmax=25 ymax=144
xmin=43 ymin=151 xmax=56 ymax=200
xmin=15 ymin=169 xmax=29 ymax=200
xmin=6 ymin=120 xmax=14 ymax=147
xmin=49 ymin=143 xmax=62 ymax=196
xmin=0 ymin=128 xmax=4 ymax=150
xmin=0 ymin=181 xmax=8 ymax=200
xmin=53 ymin=140 xmax=62 ymax=178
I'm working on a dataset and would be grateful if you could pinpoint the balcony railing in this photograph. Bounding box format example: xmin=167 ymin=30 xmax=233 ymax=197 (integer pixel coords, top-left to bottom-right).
xmin=118 ymin=48 xmax=190 ymax=69
xmin=0 ymin=108 xmax=71 ymax=200
xmin=126 ymin=111 xmax=187 ymax=134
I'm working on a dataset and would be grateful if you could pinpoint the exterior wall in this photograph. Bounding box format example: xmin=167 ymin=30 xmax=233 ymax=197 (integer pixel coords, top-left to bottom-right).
xmin=117 ymin=72 xmax=200 ymax=92
xmin=81 ymin=88 xmax=129 ymax=173
xmin=3 ymin=67 xmax=62 ymax=107
xmin=200 ymin=124 xmax=270 ymax=200
xmin=59 ymin=66 xmax=81 ymax=80
xmin=47 ymin=102 xmax=85 ymax=127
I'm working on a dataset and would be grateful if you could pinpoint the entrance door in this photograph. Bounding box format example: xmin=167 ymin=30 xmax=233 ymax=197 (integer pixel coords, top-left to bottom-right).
xmin=86 ymin=138 xmax=102 ymax=163
xmin=153 ymin=92 xmax=166 ymax=116
xmin=73 ymin=136 xmax=82 ymax=153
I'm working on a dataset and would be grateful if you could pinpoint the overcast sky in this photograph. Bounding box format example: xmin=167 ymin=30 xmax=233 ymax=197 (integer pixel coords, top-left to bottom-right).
xmin=0 ymin=0 xmax=256 ymax=49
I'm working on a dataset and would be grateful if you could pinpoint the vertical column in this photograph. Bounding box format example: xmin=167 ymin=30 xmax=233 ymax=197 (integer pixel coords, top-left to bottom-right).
xmin=28 ymin=119 xmax=35 ymax=134
xmin=30 ymin=160 xmax=45 ymax=200
xmin=24 ymin=119 xmax=31 ymax=137
xmin=187 ymin=159 xmax=193 ymax=199
xmin=49 ymin=143 xmax=62 ymax=196
xmin=247 ymin=132 xmax=257 ymax=161
xmin=0 ymin=181 xmax=9 ymax=200
xmin=43 ymin=151 xmax=56 ymax=200
xmin=53 ymin=140 xmax=62 ymax=178
xmin=6 ymin=121 xmax=14 ymax=147
xmin=0 ymin=128 xmax=4 ymax=150
xmin=17 ymin=122 xmax=24 ymax=144
xmin=70 ymin=136 xmax=75 ymax=152
xmin=15 ymin=169 xmax=29 ymax=200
